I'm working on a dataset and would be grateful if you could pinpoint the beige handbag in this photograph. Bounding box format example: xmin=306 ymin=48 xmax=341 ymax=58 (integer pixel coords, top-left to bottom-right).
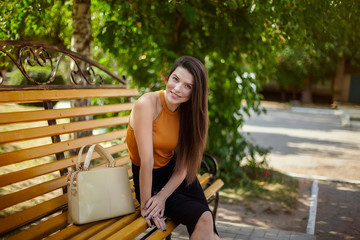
xmin=67 ymin=144 xmax=135 ymax=224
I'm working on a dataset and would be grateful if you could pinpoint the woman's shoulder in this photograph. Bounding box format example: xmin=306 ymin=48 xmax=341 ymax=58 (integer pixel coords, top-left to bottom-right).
xmin=133 ymin=91 xmax=162 ymax=118
xmin=136 ymin=91 xmax=160 ymax=107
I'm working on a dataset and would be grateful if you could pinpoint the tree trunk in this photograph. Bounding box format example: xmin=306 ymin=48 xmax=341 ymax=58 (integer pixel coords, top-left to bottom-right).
xmin=70 ymin=0 xmax=92 ymax=155
xmin=71 ymin=0 xmax=91 ymax=66
xmin=174 ymin=5 xmax=184 ymax=56
xmin=301 ymin=73 xmax=313 ymax=104
xmin=332 ymin=57 xmax=346 ymax=103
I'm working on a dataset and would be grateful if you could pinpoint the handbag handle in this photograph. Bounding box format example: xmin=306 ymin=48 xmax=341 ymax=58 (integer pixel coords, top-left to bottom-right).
xmin=77 ymin=144 xmax=115 ymax=170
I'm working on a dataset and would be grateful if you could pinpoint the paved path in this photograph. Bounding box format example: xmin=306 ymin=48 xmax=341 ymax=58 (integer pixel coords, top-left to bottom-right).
xmin=242 ymin=103 xmax=360 ymax=183
xmin=136 ymin=220 xmax=316 ymax=240
xmin=170 ymin=221 xmax=316 ymax=240
xmin=315 ymin=181 xmax=360 ymax=240
xmin=240 ymin=103 xmax=360 ymax=239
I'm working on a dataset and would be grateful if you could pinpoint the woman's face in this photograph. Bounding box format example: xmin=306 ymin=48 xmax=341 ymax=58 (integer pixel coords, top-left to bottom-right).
xmin=165 ymin=66 xmax=194 ymax=111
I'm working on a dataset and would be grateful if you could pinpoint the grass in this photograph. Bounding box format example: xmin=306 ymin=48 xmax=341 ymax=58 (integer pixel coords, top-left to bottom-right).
xmin=219 ymin=168 xmax=299 ymax=211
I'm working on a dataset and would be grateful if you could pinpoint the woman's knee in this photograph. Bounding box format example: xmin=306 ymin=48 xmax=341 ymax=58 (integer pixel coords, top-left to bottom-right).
xmin=191 ymin=211 xmax=218 ymax=240
xmin=197 ymin=211 xmax=213 ymax=228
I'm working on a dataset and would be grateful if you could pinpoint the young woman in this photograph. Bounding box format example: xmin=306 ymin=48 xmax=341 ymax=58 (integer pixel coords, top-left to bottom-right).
xmin=127 ymin=56 xmax=220 ymax=239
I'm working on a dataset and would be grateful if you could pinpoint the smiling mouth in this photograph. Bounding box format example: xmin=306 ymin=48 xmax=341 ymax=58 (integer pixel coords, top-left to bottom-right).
xmin=170 ymin=91 xmax=181 ymax=98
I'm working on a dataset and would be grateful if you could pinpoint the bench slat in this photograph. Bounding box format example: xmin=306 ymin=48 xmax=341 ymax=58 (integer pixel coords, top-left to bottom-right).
xmin=56 ymin=210 xmax=141 ymax=240
xmin=0 ymin=129 xmax=126 ymax=167
xmin=147 ymin=221 xmax=179 ymax=240
xmin=6 ymin=212 xmax=69 ymax=240
xmin=0 ymin=103 xmax=133 ymax=125
xmin=0 ymin=116 xmax=129 ymax=144
xmin=199 ymin=173 xmax=210 ymax=187
xmin=0 ymin=177 xmax=66 ymax=211
xmin=106 ymin=217 xmax=148 ymax=240
xmin=0 ymin=144 xmax=128 ymax=188
xmin=44 ymin=215 xmax=119 ymax=240
xmin=0 ymin=194 xmax=67 ymax=235
xmin=204 ymin=179 xmax=224 ymax=200
xmin=7 ymin=198 xmax=140 ymax=240
xmin=85 ymin=211 xmax=141 ymax=240
xmin=0 ymin=89 xmax=138 ymax=103
xmin=0 ymin=156 xmax=131 ymax=210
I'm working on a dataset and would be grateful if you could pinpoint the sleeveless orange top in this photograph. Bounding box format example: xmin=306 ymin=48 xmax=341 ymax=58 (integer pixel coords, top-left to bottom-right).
xmin=126 ymin=90 xmax=180 ymax=168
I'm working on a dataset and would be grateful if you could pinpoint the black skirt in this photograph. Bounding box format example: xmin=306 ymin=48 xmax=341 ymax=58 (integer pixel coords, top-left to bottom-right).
xmin=131 ymin=157 xmax=218 ymax=236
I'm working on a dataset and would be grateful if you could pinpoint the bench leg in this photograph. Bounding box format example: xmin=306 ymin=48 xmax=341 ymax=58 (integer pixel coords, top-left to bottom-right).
xmin=213 ymin=192 xmax=220 ymax=220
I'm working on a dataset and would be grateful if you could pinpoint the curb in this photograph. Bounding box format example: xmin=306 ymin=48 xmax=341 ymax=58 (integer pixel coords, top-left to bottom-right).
xmin=290 ymin=106 xmax=360 ymax=128
xmin=286 ymin=172 xmax=360 ymax=185
xmin=306 ymin=181 xmax=318 ymax=235
xmin=286 ymin=172 xmax=360 ymax=237
xmin=291 ymin=107 xmax=343 ymax=115
xmin=340 ymin=113 xmax=360 ymax=128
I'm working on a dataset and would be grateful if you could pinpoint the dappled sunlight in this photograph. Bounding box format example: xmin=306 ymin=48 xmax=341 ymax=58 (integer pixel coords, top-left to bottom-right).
xmin=243 ymin=125 xmax=359 ymax=144
xmin=215 ymin=178 xmax=311 ymax=233
xmin=336 ymin=185 xmax=359 ymax=192
xmin=315 ymin=181 xmax=360 ymax=239
xmin=217 ymin=185 xmax=310 ymax=232
xmin=240 ymin=107 xmax=360 ymax=182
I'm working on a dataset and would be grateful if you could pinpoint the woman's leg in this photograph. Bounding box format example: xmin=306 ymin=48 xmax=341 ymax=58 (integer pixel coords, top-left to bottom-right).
xmin=164 ymin=176 xmax=219 ymax=238
xmin=190 ymin=211 xmax=220 ymax=240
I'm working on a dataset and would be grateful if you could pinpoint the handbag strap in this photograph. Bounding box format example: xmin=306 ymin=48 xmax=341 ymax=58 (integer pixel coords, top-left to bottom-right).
xmin=78 ymin=144 xmax=115 ymax=170
xmin=67 ymin=170 xmax=77 ymax=224
xmin=76 ymin=144 xmax=90 ymax=170
xmin=94 ymin=144 xmax=115 ymax=167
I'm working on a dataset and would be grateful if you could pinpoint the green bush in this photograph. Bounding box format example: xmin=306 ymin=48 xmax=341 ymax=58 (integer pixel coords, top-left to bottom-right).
xmin=9 ymin=66 xmax=67 ymax=86
xmin=9 ymin=66 xmax=68 ymax=107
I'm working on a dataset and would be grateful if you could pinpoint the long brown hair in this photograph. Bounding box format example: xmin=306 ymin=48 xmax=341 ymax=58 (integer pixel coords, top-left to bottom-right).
xmin=167 ymin=56 xmax=209 ymax=184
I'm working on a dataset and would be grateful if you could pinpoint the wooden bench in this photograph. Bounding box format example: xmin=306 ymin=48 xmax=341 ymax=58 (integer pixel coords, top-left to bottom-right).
xmin=0 ymin=42 xmax=224 ymax=240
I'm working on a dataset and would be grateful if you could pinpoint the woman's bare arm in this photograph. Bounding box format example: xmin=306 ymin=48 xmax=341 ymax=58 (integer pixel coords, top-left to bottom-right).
xmin=131 ymin=94 xmax=156 ymax=226
xmin=145 ymin=166 xmax=187 ymax=217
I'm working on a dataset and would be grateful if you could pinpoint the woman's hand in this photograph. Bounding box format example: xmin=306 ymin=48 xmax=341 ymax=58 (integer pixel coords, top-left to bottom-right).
xmin=142 ymin=192 xmax=167 ymax=231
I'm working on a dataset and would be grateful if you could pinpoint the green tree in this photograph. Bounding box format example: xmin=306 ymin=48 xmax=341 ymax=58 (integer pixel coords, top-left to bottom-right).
xmin=91 ymin=0 xmax=269 ymax=185
xmin=1 ymin=0 xmax=270 ymax=186
xmin=0 ymin=0 xmax=72 ymax=46
xmin=0 ymin=0 xmax=72 ymax=81
xmin=7 ymin=0 xmax=360 ymax=186
xmin=266 ymin=0 xmax=360 ymax=103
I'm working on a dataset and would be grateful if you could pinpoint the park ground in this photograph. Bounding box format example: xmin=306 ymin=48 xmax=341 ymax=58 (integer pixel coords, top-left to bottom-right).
xmin=216 ymin=101 xmax=360 ymax=240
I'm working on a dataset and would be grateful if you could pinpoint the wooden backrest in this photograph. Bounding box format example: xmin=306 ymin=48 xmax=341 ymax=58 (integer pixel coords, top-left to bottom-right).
xmin=0 ymin=87 xmax=138 ymax=236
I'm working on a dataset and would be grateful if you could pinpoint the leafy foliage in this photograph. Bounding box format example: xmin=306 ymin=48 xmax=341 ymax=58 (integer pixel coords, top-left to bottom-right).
xmin=2 ymin=0 xmax=360 ymax=186
xmin=9 ymin=66 xmax=67 ymax=85
xmin=0 ymin=0 xmax=72 ymax=46
xmin=9 ymin=66 xmax=67 ymax=106
xmin=90 ymin=1 xmax=270 ymax=186
xmin=264 ymin=0 xmax=360 ymax=97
